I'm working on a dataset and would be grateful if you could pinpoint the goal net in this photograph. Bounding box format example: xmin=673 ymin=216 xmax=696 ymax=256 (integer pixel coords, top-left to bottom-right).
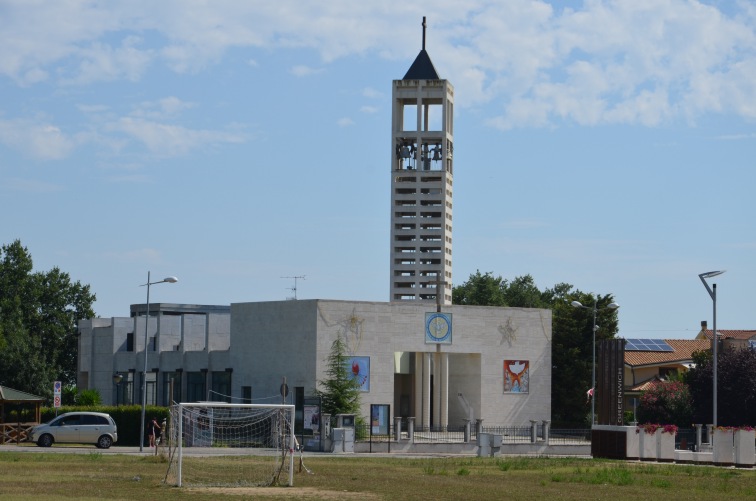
xmin=164 ymin=403 xmax=295 ymax=488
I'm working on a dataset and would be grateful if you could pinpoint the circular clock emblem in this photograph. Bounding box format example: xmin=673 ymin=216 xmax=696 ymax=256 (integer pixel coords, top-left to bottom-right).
xmin=426 ymin=313 xmax=451 ymax=343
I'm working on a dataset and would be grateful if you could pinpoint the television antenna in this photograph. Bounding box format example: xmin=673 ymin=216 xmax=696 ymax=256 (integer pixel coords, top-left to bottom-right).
xmin=282 ymin=275 xmax=305 ymax=300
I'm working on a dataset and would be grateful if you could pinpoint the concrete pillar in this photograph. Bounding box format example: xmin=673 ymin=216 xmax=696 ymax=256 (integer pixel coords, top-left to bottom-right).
xmin=530 ymin=420 xmax=538 ymax=443
xmin=476 ymin=418 xmax=484 ymax=437
xmin=414 ymin=353 xmax=423 ymax=430
xmin=394 ymin=417 xmax=402 ymax=441
xmin=432 ymin=352 xmax=441 ymax=429
xmin=408 ymin=417 xmax=415 ymax=442
xmin=440 ymin=352 xmax=449 ymax=430
xmin=463 ymin=419 xmax=471 ymax=443
xmin=423 ymin=353 xmax=431 ymax=429
xmin=694 ymin=424 xmax=702 ymax=451
xmin=542 ymin=420 xmax=551 ymax=444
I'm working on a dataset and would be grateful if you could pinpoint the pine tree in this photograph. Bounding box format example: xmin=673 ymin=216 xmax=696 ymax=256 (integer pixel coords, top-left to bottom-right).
xmin=316 ymin=337 xmax=362 ymax=418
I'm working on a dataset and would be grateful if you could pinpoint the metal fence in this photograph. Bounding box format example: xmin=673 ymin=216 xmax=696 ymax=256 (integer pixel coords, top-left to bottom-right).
xmin=354 ymin=422 xmax=591 ymax=445
xmin=353 ymin=423 xmax=715 ymax=450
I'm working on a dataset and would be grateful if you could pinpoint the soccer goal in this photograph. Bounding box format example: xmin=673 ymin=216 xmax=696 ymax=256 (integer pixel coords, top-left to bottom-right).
xmin=164 ymin=403 xmax=296 ymax=488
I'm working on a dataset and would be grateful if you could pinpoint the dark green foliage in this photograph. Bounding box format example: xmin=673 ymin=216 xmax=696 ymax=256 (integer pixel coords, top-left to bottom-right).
xmin=685 ymin=347 xmax=756 ymax=426
xmin=0 ymin=240 xmax=96 ymax=400
xmin=316 ymin=337 xmax=362 ymax=419
xmin=452 ymin=271 xmax=619 ymax=427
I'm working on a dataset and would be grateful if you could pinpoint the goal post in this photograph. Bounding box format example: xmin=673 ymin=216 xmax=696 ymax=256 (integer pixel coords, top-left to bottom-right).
xmin=165 ymin=403 xmax=295 ymax=488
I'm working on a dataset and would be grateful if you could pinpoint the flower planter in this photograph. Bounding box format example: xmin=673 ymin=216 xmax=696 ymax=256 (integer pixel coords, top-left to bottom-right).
xmin=639 ymin=429 xmax=656 ymax=461
xmin=734 ymin=429 xmax=755 ymax=468
xmin=656 ymin=429 xmax=675 ymax=462
xmin=625 ymin=428 xmax=639 ymax=460
xmin=713 ymin=428 xmax=735 ymax=466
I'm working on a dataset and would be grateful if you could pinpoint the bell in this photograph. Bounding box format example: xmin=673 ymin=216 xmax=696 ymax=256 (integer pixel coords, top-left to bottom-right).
xmin=432 ymin=146 xmax=442 ymax=161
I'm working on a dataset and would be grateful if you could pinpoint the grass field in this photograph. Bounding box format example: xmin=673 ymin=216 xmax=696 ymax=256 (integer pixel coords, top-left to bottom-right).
xmin=1 ymin=450 xmax=755 ymax=500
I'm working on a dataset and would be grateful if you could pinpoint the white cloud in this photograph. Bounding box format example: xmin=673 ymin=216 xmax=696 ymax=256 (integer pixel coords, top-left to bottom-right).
xmin=337 ymin=117 xmax=355 ymax=127
xmin=0 ymin=119 xmax=76 ymax=159
xmin=290 ymin=65 xmax=323 ymax=77
xmin=360 ymin=106 xmax=379 ymax=114
xmin=1 ymin=1 xmax=755 ymax=127
xmin=110 ymin=117 xmax=246 ymax=157
xmin=130 ymin=97 xmax=196 ymax=120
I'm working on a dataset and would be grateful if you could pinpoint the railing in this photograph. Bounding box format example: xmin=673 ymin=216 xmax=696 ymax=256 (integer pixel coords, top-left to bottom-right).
xmin=354 ymin=422 xmax=591 ymax=446
xmin=0 ymin=423 xmax=36 ymax=444
xmin=548 ymin=429 xmax=592 ymax=445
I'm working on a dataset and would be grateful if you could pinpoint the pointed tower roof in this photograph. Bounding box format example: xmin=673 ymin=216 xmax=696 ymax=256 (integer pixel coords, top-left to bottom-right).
xmin=402 ymin=17 xmax=440 ymax=80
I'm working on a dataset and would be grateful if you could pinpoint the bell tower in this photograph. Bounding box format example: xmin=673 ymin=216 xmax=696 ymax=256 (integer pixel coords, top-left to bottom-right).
xmin=390 ymin=17 xmax=454 ymax=305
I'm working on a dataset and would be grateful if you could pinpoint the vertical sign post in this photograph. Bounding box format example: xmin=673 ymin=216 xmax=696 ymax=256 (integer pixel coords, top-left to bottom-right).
xmin=53 ymin=380 xmax=62 ymax=415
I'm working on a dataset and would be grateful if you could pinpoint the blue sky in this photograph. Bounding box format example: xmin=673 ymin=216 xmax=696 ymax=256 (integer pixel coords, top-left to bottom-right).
xmin=1 ymin=1 xmax=754 ymax=339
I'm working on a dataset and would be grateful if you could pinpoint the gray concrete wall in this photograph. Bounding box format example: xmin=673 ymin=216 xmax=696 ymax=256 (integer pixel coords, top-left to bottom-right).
xmin=229 ymin=299 xmax=551 ymax=427
xmin=231 ymin=300 xmax=319 ymax=400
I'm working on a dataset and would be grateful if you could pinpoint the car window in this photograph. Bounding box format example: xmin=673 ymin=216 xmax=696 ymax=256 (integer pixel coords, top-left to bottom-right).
xmin=80 ymin=415 xmax=109 ymax=425
xmin=58 ymin=416 xmax=81 ymax=426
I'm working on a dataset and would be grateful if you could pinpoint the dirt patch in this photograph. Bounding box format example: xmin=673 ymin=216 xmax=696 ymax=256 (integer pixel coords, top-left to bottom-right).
xmin=187 ymin=487 xmax=379 ymax=499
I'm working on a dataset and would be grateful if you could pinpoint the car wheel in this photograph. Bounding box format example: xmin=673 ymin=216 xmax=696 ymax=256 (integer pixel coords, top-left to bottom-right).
xmin=37 ymin=434 xmax=53 ymax=447
xmin=96 ymin=435 xmax=113 ymax=449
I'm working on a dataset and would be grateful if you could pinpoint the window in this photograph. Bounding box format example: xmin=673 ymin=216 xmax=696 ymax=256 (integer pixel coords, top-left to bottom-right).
xmin=142 ymin=371 xmax=158 ymax=405
xmin=242 ymin=386 xmax=252 ymax=404
xmin=162 ymin=372 xmax=182 ymax=406
xmin=210 ymin=371 xmax=232 ymax=402
xmin=126 ymin=333 xmax=134 ymax=352
xmin=187 ymin=372 xmax=206 ymax=402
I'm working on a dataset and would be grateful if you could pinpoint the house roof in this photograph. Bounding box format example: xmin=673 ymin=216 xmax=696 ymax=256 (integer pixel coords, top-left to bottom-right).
xmin=627 ymin=376 xmax=665 ymax=393
xmin=0 ymin=385 xmax=45 ymax=402
xmin=698 ymin=329 xmax=756 ymax=341
xmin=624 ymin=339 xmax=710 ymax=368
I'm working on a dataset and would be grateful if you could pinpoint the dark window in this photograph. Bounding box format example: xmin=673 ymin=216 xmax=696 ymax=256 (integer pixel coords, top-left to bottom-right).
xmin=126 ymin=333 xmax=134 ymax=352
xmin=242 ymin=386 xmax=252 ymax=404
xmin=210 ymin=371 xmax=231 ymax=402
xmin=187 ymin=372 xmax=206 ymax=402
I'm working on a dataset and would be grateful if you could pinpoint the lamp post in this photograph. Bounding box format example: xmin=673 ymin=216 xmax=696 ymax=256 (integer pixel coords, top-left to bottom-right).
xmin=113 ymin=373 xmax=123 ymax=406
xmin=139 ymin=272 xmax=178 ymax=452
xmin=571 ymin=298 xmax=620 ymax=426
xmin=699 ymin=270 xmax=725 ymax=429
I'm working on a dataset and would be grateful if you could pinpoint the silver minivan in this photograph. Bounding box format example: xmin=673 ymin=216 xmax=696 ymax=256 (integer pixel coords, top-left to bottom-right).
xmin=30 ymin=412 xmax=118 ymax=449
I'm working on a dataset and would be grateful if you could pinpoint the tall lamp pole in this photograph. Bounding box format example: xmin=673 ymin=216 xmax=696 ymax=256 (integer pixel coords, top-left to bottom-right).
xmin=139 ymin=272 xmax=178 ymax=452
xmin=571 ymin=298 xmax=620 ymax=426
xmin=699 ymin=270 xmax=724 ymax=429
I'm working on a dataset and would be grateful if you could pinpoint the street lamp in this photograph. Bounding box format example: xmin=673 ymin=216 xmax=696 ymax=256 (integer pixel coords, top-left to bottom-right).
xmin=113 ymin=373 xmax=123 ymax=407
xmin=699 ymin=270 xmax=725 ymax=429
xmin=571 ymin=298 xmax=620 ymax=426
xmin=139 ymin=272 xmax=178 ymax=452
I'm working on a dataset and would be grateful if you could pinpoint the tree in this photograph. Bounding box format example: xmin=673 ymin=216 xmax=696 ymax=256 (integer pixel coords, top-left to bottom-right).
xmin=685 ymin=347 xmax=756 ymax=427
xmin=0 ymin=240 xmax=96 ymax=400
xmin=452 ymin=271 xmax=620 ymax=427
xmin=636 ymin=380 xmax=693 ymax=426
xmin=316 ymin=337 xmax=362 ymax=418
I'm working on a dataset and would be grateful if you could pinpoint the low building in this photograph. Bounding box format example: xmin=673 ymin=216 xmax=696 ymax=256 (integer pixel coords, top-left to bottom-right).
xmin=78 ymin=300 xmax=552 ymax=427
xmin=695 ymin=320 xmax=756 ymax=351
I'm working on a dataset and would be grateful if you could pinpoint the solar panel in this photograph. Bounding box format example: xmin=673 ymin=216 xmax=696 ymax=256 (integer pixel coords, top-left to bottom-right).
xmin=624 ymin=338 xmax=674 ymax=352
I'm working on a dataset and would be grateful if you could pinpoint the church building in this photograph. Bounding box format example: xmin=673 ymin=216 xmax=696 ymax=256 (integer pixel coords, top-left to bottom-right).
xmin=77 ymin=19 xmax=552 ymax=429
